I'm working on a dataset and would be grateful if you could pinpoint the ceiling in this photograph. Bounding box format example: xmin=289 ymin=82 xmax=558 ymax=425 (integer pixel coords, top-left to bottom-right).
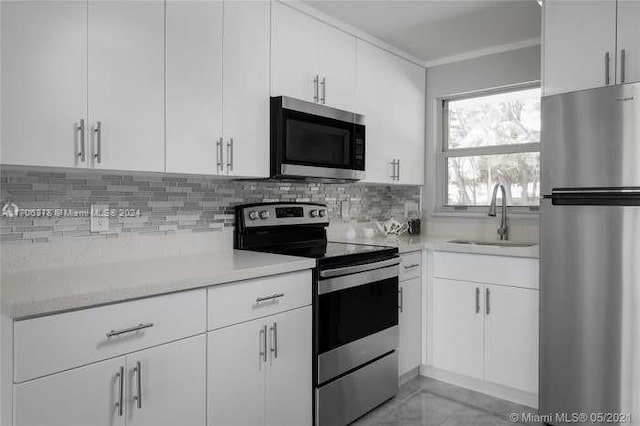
xmin=304 ymin=0 xmax=541 ymax=65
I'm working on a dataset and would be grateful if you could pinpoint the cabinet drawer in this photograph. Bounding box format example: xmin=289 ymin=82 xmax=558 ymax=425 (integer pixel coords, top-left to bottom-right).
xmin=433 ymin=252 xmax=538 ymax=289
xmin=14 ymin=289 xmax=206 ymax=383
xmin=208 ymin=270 xmax=312 ymax=330
xmin=399 ymin=251 xmax=421 ymax=282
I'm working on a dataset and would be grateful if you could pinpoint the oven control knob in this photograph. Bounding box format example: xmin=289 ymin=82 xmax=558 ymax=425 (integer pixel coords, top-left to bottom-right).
xmin=319 ymin=209 xmax=327 ymax=217
xmin=310 ymin=209 xmax=319 ymax=218
xmin=259 ymin=210 xmax=270 ymax=220
xmin=248 ymin=211 xmax=258 ymax=220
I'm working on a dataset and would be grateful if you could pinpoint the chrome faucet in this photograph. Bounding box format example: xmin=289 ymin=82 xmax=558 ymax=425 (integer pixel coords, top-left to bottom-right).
xmin=488 ymin=183 xmax=509 ymax=240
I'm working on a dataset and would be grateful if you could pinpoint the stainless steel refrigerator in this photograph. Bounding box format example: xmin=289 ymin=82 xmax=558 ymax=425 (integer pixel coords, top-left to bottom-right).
xmin=540 ymin=83 xmax=640 ymax=425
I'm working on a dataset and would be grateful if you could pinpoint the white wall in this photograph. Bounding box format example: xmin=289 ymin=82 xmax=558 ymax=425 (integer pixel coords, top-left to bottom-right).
xmin=424 ymin=45 xmax=541 ymax=242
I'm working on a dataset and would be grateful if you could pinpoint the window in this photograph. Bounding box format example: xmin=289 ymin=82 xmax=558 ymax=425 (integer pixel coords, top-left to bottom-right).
xmin=440 ymin=85 xmax=541 ymax=212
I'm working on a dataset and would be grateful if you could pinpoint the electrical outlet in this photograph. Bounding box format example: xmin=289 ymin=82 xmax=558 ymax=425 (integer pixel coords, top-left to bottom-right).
xmin=90 ymin=204 xmax=109 ymax=233
xmin=404 ymin=202 xmax=419 ymax=217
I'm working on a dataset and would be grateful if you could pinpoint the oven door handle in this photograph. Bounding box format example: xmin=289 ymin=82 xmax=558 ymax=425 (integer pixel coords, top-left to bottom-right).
xmin=318 ymin=263 xmax=399 ymax=295
xmin=319 ymin=257 xmax=400 ymax=278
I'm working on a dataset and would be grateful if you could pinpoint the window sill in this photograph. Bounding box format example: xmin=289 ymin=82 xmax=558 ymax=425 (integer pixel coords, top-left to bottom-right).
xmin=430 ymin=209 xmax=540 ymax=221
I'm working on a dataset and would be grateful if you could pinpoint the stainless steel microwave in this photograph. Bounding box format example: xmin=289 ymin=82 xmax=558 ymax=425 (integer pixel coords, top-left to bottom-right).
xmin=270 ymin=96 xmax=365 ymax=180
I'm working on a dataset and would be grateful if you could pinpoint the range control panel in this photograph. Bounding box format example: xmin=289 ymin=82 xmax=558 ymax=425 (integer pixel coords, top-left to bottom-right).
xmin=240 ymin=203 xmax=329 ymax=228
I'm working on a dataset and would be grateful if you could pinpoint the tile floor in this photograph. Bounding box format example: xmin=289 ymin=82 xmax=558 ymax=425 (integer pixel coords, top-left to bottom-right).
xmin=352 ymin=376 xmax=542 ymax=426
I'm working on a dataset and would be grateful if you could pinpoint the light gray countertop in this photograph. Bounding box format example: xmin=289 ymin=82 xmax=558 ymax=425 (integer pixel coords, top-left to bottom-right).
xmin=333 ymin=235 xmax=539 ymax=258
xmin=1 ymin=250 xmax=316 ymax=319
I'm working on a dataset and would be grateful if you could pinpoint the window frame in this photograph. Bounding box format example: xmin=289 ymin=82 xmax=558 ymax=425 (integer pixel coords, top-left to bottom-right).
xmin=437 ymin=82 xmax=541 ymax=216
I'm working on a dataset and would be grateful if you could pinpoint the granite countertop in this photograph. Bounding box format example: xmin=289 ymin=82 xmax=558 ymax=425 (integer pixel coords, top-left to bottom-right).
xmin=1 ymin=250 xmax=316 ymax=319
xmin=333 ymin=235 xmax=539 ymax=258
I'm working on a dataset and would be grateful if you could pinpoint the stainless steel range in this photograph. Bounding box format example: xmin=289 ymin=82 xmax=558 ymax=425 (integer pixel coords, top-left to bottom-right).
xmin=235 ymin=202 xmax=400 ymax=426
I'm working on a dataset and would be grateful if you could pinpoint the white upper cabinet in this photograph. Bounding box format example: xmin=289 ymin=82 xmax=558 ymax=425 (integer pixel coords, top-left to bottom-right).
xmin=543 ymin=0 xmax=625 ymax=96
xmin=88 ymin=0 xmax=165 ymax=172
xmin=316 ymin=22 xmax=357 ymax=111
xmin=166 ymin=1 xmax=223 ymax=175
xmin=357 ymin=40 xmax=425 ymax=185
xmin=271 ymin=2 xmax=357 ymax=110
xmin=222 ymin=0 xmax=270 ymax=178
xmin=1 ymin=1 xmax=87 ymax=168
xmin=271 ymin=2 xmax=318 ymax=103
xmin=617 ymin=0 xmax=640 ymax=84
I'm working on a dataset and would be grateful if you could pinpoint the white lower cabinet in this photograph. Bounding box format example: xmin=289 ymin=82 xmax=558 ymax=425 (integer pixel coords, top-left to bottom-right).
xmin=485 ymin=284 xmax=539 ymax=394
xmin=431 ymin=252 xmax=539 ymax=395
xmin=432 ymin=278 xmax=485 ymax=380
xmin=398 ymin=277 xmax=422 ymax=377
xmin=14 ymin=335 xmax=206 ymax=426
xmin=208 ymin=306 xmax=312 ymax=426
xmin=126 ymin=335 xmax=207 ymax=426
xmin=14 ymin=356 xmax=126 ymax=426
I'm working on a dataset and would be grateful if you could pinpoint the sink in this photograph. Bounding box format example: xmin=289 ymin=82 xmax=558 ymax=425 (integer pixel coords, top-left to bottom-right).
xmin=447 ymin=239 xmax=537 ymax=248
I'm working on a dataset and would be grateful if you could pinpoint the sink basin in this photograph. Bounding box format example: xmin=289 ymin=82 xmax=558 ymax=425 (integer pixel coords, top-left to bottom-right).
xmin=447 ymin=239 xmax=537 ymax=248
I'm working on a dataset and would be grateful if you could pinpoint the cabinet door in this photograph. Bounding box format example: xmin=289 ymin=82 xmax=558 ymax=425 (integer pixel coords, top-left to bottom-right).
xmin=316 ymin=23 xmax=357 ymax=111
xmin=617 ymin=0 xmax=640 ymax=84
xmin=398 ymin=277 xmax=422 ymax=377
xmin=127 ymin=335 xmax=206 ymax=426
xmin=543 ymin=0 xmax=616 ymax=96
xmin=432 ymin=278 xmax=484 ymax=379
xmin=208 ymin=318 xmax=266 ymax=426
xmin=1 ymin=0 xmax=87 ymax=168
xmin=223 ymin=0 xmax=270 ymax=178
xmin=88 ymin=0 xmax=164 ymax=172
xmin=271 ymin=2 xmax=318 ymax=102
xmin=485 ymin=285 xmax=539 ymax=393
xmin=356 ymin=41 xmax=397 ymax=184
xmin=394 ymin=61 xmax=425 ymax=186
xmin=14 ymin=357 xmax=126 ymax=426
xmin=166 ymin=0 xmax=223 ymax=175
xmin=266 ymin=306 xmax=312 ymax=426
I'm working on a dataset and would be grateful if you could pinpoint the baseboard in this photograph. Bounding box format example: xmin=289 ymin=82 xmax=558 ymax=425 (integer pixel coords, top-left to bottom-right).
xmin=399 ymin=366 xmax=420 ymax=386
xmin=419 ymin=365 xmax=538 ymax=409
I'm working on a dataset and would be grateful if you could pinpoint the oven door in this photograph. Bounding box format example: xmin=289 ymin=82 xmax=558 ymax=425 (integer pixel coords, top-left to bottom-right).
xmin=271 ymin=96 xmax=365 ymax=180
xmin=316 ymin=257 xmax=399 ymax=384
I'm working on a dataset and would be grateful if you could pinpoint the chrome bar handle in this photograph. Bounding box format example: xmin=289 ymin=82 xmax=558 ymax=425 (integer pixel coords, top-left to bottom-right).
xmin=226 ymin=137 xmax=234 ymax=173
xmin=106 ymin=322 xmax=154 ymax=338
xmin=93 ymin=121 xmax=102 ymax=164
xmin=320 ymin=77 xmax=326 ymax=104
xmin=397 ymin=159 xmax=401 ymax=182
xmin=605 ymin=52 xmax=611 ymax=85
xmin=256 ymin=293 xmax=284 ymax=303
xmin=216 ymin=137 xmax=223 ymax=173
xmin=475 ymin=287 xmax=480 ymax=314
xmin=260 ymin=325 xmax=267 ymax=362
xmin=270 ymin=322 xmax=278 ymax=359
xmin=621 ymin=49 xmax=626 ymax=84
xmin=390 ymin=159 xmax=397 ymax=181
xmin=77 ymin=119 xmax=86 ymax=162
xmin=313 ymin=75 xmax=319 ymax=103
xmin=133 ymin=361 xmax=142 ymax=409
xmin=485 ymin=288 xmax=490 ymax=315
xmin=398 ymin=287 xmax=404 ymax=313
xmin=115 ymin=366 xmax=124 ymax=416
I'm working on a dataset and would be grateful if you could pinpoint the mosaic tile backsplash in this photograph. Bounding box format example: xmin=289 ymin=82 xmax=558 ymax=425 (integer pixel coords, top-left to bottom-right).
xmin=0 ymin=169 xmax=421 ymax=244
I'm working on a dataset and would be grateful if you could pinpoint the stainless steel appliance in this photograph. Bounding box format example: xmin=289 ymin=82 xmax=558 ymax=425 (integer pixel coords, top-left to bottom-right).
xmin=271 ymin=96 xmax=365 ymax=180
xmin=235 ymin=202 xmax=399 ymax=426
xmin=540 ymin=83 xmax=640 ymax=426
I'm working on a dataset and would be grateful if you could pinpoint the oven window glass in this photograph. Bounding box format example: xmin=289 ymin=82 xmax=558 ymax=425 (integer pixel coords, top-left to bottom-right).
xmin=317 ymin=278 xmax=398 ymax=354
xmin=284 ymin=113 xmax=353 ymax=168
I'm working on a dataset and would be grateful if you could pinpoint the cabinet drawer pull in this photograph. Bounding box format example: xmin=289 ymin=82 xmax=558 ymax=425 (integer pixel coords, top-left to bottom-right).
xmin=313 ymin=75 xmax=319 ymax=103
xmin=403 ymin=263 xmax=419 ymax=269
xmin=226 ymin=137 xmax=234 ymax=173
xmin=93 ymin=121 xmax=102 ymax=164
xmin=475 ymin=287 xmax=480 ymax=314
xmin=260 ymin=325 xmax=267 ymax=362
xmin=106 ymin=322 xmax=154 ymax=338
xmin=256 ymin=293 xmax=284 ymax=303
xmin=216 ymin=137 xmax=223 ymax=173
xmin=486 ymin=288 xmax=491 ymax=315
xmin=398 ymin=287 xmax=404 ymax=313
xmin=320 ymin=76 xmax=326 ymax=104
xmin=621 ymin=49 xmax=626 ymax=84
xmin=605 ymin=51 xmax=611 ymax=85
xmin=115 ymin=366 xmax=124 ymax=416
xmin=133 ymin=361 xmax=142 ymax=409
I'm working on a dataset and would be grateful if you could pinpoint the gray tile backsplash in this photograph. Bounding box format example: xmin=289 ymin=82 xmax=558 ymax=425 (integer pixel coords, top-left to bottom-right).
xmin=0 ymin=169 xmax=421 ymax=244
